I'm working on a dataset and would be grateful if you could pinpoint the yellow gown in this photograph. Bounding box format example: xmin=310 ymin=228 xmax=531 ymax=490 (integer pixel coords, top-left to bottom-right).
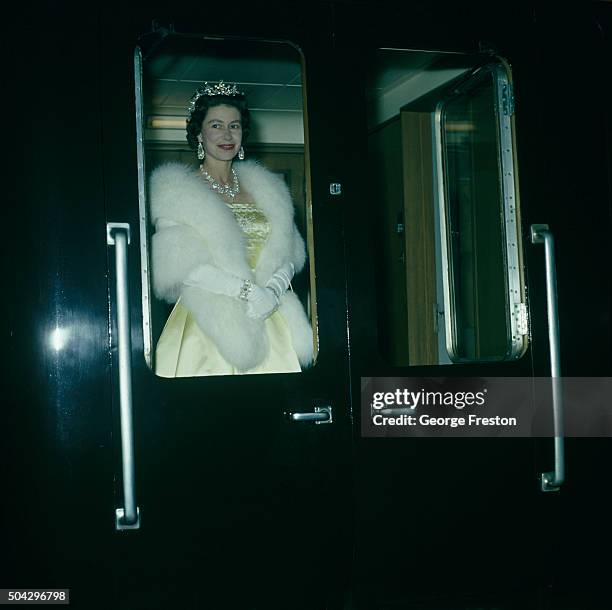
xmin=154 ymin=201 xmax=301 ymax=377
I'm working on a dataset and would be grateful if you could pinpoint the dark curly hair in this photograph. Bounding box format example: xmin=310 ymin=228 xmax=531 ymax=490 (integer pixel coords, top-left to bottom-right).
xmin=186 ymin=94 xmax=250 ymax=152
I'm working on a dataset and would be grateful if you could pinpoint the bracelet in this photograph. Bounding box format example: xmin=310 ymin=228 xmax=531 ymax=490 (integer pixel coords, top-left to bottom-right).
xmin=238 ymin=279 xmax=253 ymax=301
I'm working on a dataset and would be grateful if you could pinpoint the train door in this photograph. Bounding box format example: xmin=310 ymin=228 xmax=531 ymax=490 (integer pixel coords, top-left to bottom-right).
xmin=98 ymin=7 xmax=356 ymax=610
xmin=530 ymin=5 xmax=612 ymax=606
xmin=4 ymin=3 xmax=353 ymax=609
xmin=330 ymin=3 xmax=612 ymax=609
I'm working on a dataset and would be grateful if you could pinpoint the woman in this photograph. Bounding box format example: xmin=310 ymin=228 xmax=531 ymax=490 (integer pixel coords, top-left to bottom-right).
xmin=149 ymin=81 xmax=314 ymax=377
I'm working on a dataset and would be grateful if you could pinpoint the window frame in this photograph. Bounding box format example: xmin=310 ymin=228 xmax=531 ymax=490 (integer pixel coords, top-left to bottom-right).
xmin=433 ymin=60 xmax=528 ymax=363
xmin=133 ymin=37 xmax=318 ymax=373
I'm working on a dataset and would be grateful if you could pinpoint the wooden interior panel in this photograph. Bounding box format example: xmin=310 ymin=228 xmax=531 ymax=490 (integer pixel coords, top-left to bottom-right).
xmin=401 ymin=111 xmax=439 ymax=365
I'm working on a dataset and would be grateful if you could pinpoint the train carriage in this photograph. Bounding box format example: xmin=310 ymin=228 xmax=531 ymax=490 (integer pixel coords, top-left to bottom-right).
xmin=3 ymin=1 xmax=612 ymax=608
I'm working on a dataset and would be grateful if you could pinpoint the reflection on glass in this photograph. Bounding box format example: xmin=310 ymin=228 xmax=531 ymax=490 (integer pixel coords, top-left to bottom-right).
xmin=442 ymin=74 xmax=509 ymax=361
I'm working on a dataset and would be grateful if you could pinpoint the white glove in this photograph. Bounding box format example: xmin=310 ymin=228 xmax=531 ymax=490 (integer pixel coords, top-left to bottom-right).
xmin=183 ymin=264 xmax=245 ymax=298
xmin=245 ymin=285 xmax=279 ymax=320
xmin=266 ymin=262 xmax=295 ymax=299
xmin=184 ymin=264 xmax=278 ymax=320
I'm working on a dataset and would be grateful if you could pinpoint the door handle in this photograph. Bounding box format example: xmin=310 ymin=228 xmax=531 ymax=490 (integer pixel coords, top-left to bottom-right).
xmin=107 ymin=222 xmax=141 ymax=529
xmin=288 ymin=406 xmax=333 ymax=424
xmin=531 ymin=224 xmax=564 ymax=492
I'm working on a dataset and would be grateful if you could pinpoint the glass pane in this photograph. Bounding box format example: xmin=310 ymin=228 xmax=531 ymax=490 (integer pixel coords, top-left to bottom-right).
xmin=135 ymin=37 xmax=318 ymax=377
xmin=366 ymin=49 xmax=471 ymax=366
xmin=438 ymin=64 xmax=527 ymax=363
xmin=365 ymin=51 xmax=526 ymax=366
xmin=442 ymin=74 xmax=509 ymax=360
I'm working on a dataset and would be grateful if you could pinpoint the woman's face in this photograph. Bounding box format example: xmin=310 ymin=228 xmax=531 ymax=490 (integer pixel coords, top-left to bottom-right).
xmin=199 ymin=104 xmax=243 ymax=163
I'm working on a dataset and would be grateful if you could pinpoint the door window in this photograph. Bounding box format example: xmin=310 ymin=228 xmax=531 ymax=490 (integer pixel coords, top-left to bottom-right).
xmin=366 ymin=50 xmax=527 ymax=365
xmin=134 ymin=36 xmax=318 ymax=376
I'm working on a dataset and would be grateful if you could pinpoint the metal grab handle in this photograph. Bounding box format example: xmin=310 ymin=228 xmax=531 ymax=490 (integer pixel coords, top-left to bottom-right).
xmin=288 ymin=406 xmax=333 ymax=425
xmin=531 ymin=224 xmax=565 ymax=492
xmin=107 ymin=223 xmax=141 ymax=529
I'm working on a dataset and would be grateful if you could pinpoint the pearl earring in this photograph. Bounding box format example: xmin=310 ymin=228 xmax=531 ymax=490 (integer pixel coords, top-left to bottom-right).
xmin=238 ymin=146 xmax=245 ymax=160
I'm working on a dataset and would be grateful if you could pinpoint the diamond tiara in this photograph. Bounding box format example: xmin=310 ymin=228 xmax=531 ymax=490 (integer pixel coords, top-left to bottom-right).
xmin=187 ymin=81 xmax=244 ymax=119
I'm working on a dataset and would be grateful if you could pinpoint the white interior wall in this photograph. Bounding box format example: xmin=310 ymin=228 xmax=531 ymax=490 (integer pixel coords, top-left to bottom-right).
xmin=145 ymin=109 xmax=304 ymax=145
xmin=370 ymin=68 xmax=468 ymax=127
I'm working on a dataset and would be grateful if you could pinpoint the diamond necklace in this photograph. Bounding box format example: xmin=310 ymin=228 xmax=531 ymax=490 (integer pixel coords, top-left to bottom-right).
xmin=200 ymin=166 xmax=240 ymax=199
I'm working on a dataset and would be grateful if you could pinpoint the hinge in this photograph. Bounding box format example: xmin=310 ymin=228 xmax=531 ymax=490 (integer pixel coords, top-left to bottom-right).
xmin=502 ymin=83 xmax=514 ymax=116
xmin=515 ymin=302 xmax=528 ymax=335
